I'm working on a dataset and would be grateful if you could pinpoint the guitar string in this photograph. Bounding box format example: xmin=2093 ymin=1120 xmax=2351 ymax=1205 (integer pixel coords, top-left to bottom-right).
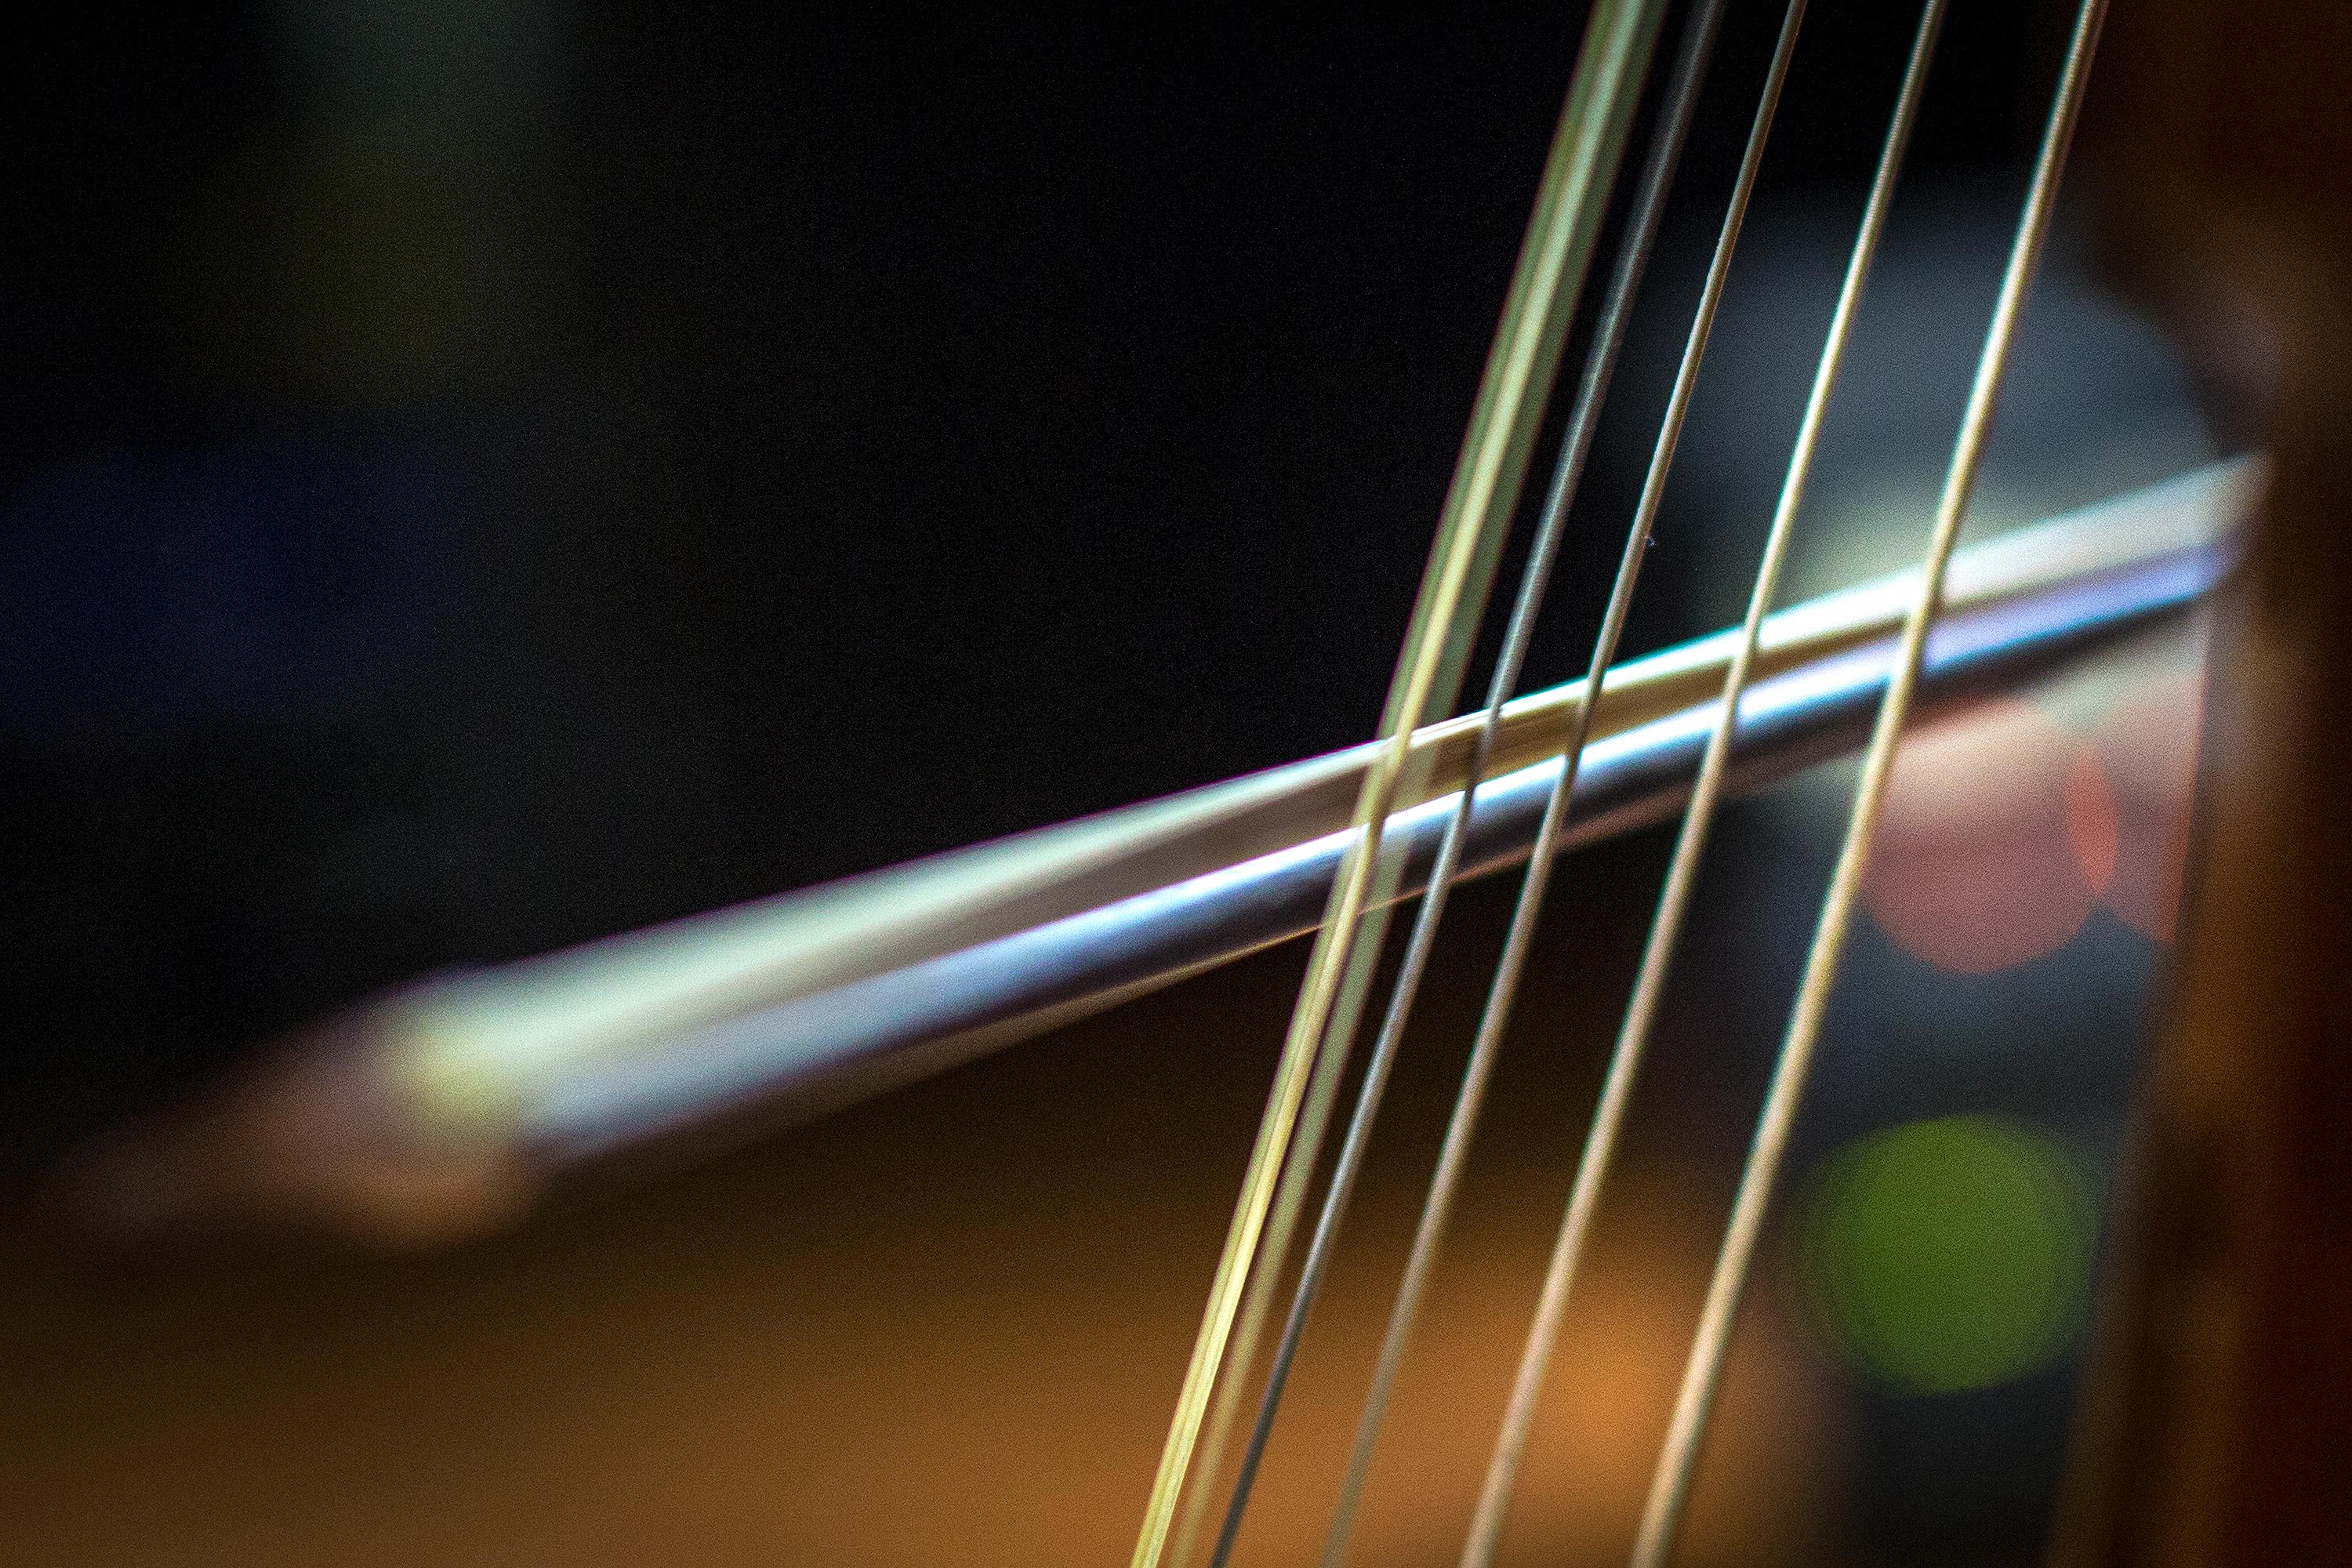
xmin=1151 ymin=10 xmax=1686 ymax=1562
xmin=1627 ymin=2 xmax=2110 ymax=1563
xmin=1318 ymin=3 xmax=1814 ymax=1563
xmin=1166 ymin=891 xmax=1395 ymax=1568
xmin=1125 ymin=4 xmax=1673 ymax=1563
xmin=1456 ymin=2 xmax=1949 ymax=1562
xmin=1192 ymin=4 xmax=1734 ymax=1564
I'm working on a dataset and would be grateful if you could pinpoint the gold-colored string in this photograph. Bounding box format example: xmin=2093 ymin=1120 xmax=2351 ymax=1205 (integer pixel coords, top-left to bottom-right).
xmin=1459 ymin=2 xmax=1950 ymax=1561
xmin=1125 ymin=4 xmax=1671 ymax=1563
xmin=1319 ymin=0 xmax=1816 ymax=1559
xmin=1194 ymin=3 xmax=1733 ymax=1563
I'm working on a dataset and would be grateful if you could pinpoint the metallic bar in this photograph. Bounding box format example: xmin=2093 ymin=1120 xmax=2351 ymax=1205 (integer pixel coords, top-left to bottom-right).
xmin=78 ymin=460 xmax=2250 ymax=1246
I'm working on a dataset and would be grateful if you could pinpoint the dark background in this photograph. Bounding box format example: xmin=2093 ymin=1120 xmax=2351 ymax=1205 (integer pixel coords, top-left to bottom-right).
xmin=0 ymin=0 xmax=2074 ymax=1159
xmin=0 ymin=4 xmax=2216 ymax=1565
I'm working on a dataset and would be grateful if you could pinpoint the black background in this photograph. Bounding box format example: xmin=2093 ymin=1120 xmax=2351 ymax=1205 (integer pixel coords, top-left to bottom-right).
xmin=0 ymin=1 xmax=2062 ymax=1158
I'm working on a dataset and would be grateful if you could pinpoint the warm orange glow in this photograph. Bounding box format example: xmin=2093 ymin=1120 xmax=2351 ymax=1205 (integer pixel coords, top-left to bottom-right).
xmin=0 ymin=1143 xmax=1838 ymax=1567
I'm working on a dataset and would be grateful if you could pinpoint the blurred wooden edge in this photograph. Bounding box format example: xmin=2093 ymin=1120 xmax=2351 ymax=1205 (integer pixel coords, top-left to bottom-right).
xmin=2054 ymin=0 xmax=2352 ymax=1563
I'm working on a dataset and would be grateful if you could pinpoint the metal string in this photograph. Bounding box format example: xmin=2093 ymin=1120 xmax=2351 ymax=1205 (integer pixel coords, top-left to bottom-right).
xmin=1149 ymin=10 xmax=1683 ymax=1560
xmin=1195 ymin=5 xmax=1733 ymax=1564
xmin=1166 ymin=883 xmax=1397 ymax=1568
xmin=1457 ymin=2 xmax=1950 ymax=1561
xmin=1319 ymin=3 xmax=1813 ymax=1562
xmin=1125 ymin=5 xmax=1671 ymax=1563
xmin=1627 ymin=3 xmax=2110 ymax=1563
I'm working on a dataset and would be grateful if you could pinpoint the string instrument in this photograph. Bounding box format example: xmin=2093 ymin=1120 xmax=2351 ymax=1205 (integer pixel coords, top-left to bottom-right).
xmin=31 ymin=1 xmax=2348 ymax=1563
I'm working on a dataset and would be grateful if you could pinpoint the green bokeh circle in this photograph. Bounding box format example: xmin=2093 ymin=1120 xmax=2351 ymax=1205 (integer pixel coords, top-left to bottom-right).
xmin=1796 ymin=1115 xmax=2092 ymax=1395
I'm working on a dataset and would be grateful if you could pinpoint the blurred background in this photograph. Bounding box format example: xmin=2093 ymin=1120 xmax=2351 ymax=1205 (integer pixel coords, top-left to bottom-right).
xmin=0 ymin=2 xmax=2218 ymax=1563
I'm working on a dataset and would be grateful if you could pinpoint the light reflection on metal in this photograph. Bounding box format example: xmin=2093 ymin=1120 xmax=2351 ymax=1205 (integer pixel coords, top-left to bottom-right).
xmin=78 ymin=460 xmax=2251 ymax=1245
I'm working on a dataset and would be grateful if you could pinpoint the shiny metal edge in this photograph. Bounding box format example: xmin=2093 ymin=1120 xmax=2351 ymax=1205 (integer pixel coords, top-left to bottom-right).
xmin=73 ymin=459 xmax=2252 ymax=1243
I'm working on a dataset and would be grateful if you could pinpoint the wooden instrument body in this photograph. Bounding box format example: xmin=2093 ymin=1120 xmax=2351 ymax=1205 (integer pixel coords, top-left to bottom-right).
xmin=2056 ymin=1 xmax=2352 ymax=1560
